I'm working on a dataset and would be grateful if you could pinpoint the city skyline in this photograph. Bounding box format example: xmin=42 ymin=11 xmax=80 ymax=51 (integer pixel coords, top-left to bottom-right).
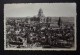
xmin=4 ymin=3 xmax=76 ymax=17
xmin=4 ymin=3 xmax=76 ymax=50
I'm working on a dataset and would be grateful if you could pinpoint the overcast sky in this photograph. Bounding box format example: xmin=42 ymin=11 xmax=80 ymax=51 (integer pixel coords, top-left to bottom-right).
xmin=4 ymin=3 xmax=76 ymax=17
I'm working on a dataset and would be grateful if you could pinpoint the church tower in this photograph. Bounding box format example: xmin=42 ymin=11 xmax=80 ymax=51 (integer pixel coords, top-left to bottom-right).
xmin=38 ymin=8 xmax=45 ymax=23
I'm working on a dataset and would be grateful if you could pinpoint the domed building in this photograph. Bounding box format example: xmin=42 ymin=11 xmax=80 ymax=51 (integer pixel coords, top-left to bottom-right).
xmin=38 ymin=8 xmax=46 ymax=23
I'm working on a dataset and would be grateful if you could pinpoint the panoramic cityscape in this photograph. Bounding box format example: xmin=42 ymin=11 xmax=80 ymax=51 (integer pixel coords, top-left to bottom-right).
xmin=5 ymin=8 xmax=75 ymax=49
xmin=4 ymin=3 xmax=76 ymax=50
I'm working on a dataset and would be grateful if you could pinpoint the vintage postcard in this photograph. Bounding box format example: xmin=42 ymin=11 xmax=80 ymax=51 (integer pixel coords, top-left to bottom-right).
xmin=4 ymin=3 xmax=77 ymax=51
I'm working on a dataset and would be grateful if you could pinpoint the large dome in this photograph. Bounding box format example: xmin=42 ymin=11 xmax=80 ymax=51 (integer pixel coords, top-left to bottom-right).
xmin=38 ymin=8 xmax=45 ymax=18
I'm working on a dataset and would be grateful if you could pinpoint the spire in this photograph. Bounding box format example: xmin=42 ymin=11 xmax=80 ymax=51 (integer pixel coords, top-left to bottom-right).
xmin=58 ymin=17 xmax=62 ymax=28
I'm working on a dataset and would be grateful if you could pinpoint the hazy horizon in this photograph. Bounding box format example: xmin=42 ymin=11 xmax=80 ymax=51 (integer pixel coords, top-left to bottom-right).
xmin=4 ymin=3 xmax=76 ymax=17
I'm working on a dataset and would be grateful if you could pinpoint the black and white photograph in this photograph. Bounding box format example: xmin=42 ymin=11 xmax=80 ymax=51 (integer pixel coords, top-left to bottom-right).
xmin=4 ymin=3 xmax=76 ymax=50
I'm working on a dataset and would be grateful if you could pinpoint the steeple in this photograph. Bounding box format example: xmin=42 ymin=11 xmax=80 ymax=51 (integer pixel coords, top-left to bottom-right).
xmin=58 ymin=17 xmax=63 ymax=28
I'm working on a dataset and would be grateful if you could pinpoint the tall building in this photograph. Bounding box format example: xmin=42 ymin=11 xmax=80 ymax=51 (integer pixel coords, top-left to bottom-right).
xmin=38 ymin=8 xmax=45 ymax=23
